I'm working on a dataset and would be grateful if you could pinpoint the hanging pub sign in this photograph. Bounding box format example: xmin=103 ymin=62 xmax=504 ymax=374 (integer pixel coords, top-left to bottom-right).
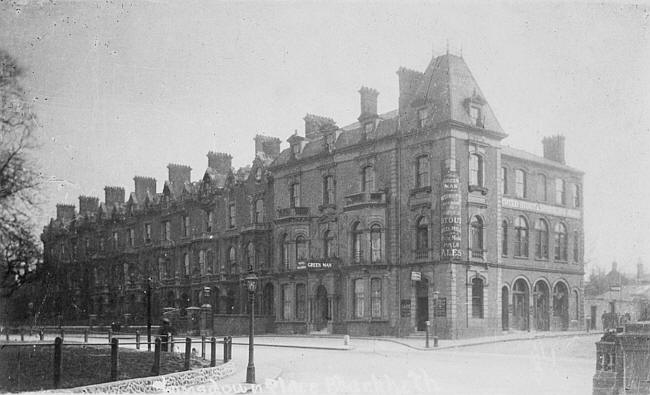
xmin=411 ymin=271 xmax=422 ymax=281
xmin=296 ymin=260 xmax=335 ymax=270
xmin=440 ymin=168 xmax=462 ymax=260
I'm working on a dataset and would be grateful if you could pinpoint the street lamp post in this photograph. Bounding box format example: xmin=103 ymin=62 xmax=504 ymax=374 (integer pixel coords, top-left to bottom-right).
xmin=146 ymin=277 xmax=152 ymax=351
xmin=432 ymin=291 xmax=439 ymax=347
xmin=244 ymin=270 xmax=258 ymax=384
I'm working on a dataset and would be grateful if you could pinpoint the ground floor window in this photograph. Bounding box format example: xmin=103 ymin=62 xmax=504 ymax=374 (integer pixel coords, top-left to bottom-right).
xmin=296 ymin=283 xmax=306 ymax=320
xmin=371 ymin=278 xmax=382 ymax=318
xmin=353 ymin=279 xmax=365 ymax=318
xmin=472 ymin=277 xmax=484 ymax=318
xmin=282 ymin=284 xmax=292 ymax=320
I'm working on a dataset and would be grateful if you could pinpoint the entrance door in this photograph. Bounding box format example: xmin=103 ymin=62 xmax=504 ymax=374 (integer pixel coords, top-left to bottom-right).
xmin=502 ymin=286 xmax=509 ymax=331
xmin=553 ymin=282 xmax=569 ymax=330
xmin=534 ymin=281 xmax=550 ymax=331
xmin=512 ymin=279 xmax=529 ymax=331
xmin=416 ymin=279 xmax=429 ymax=331
xmin=315 ymin=285 xmax=328 ymax=330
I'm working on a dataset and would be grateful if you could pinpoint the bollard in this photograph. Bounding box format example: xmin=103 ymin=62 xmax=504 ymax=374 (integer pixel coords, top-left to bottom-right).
xmin=84 ymin=329 xmax=88 ymax=343
xmin=425 ymin=321 xmax=430 ymax=349
xmin=210 ymin=337 xmax=216 ymax=367
xmin=433 ymin=336 xmax=439 ymax=348
xmin=169 ymin=334 xmax=174 ymax=353
xmin=184 ymin=337 xmax=191 ymax=371
xmin=152 ymin=338 xmax=161 ymax=376
xmin=53 ymin=337 xmax=62 ymax=389
xmin=108 ymin=329 xmax=112 ymax=343
xmin=201 ymin=335 xmax=206 ymax=359
xmin=110 ymin=338 xmax=119 ymax=381
xmin=39 ymin=329 xmax=44 ymax=341
xmin=223 ymin=336 xmax=228 ymax=363
xmin=20 ymin=329 xmax=24 ymax=342
xmin=136 ymin=330 xmax=140 ymax=350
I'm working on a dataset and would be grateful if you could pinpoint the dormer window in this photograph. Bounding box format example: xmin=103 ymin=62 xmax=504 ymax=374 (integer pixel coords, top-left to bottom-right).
xmin=255 ymin=167 xmax=262 ymax=182
xmin=417 ymin=108 xmax=428 ymax=128
xmin=466 ymin=93 xmax=486 ymax=128
xmin=470 ymin=106 xmax=481 ymax=124
xmin=292 ymin=143 xmax=301 ymax=155
xmin=324 ymin=133 xmax=335 ymax=152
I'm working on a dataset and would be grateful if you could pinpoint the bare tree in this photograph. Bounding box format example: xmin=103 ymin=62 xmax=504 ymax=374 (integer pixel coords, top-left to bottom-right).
xmin=0 ymin=49 xmax=42 ymax=297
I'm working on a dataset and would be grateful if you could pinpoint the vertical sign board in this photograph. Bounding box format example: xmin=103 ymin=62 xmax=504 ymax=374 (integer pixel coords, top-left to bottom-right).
xmin=400 ymin=299 xmax=411 ymax=318
xmin=441 ymin=169 xmax=462 ymax=260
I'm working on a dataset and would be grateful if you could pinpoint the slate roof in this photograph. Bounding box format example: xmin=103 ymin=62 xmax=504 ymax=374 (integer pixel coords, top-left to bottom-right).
xmin=501 ymin=146 xmax=584 ymax=174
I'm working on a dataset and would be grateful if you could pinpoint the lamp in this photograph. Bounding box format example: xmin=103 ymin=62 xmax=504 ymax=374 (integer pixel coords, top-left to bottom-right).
xmin=244 ymin=270 xmax=258 ymax=383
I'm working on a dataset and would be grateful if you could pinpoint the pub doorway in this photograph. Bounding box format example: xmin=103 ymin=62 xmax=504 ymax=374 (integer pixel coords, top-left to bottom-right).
xmin=534 ymin=281 xmax=550 ymax=331
xmin=416 ymin=279 xmax=429 ymax=331
xmin=512 ymin=279 xmax=529 ymax=331
xmin=314 ymin=285 xmax=328 ymax=331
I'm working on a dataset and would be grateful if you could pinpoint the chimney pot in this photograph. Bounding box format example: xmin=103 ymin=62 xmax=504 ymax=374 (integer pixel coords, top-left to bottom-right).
xmin=358 ymin=86 xmax=379 ymax=123
xmin=542 ymin=135 xmax=566 ymax=164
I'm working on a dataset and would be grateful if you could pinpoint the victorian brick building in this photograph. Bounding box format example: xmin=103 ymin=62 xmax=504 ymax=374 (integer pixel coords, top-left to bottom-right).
xmin=41 ymin=53 xmax=585 ymax=338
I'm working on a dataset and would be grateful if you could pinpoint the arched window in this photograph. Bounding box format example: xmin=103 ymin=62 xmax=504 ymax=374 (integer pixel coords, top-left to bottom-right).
xmin=255 ymin=199 xmax=264 ymax=223
xmin=199 ymin=250 xmax=206 ymax=274
xmin=246 ymin=242 xmax=255 ymax=271
xmin=324 ymin=230 xmax=334 ymax=258
xmin=514 ymin=216 xmax=529 ymax=257
xmin=362 ymin=166 xmax=374 ymax=192
xmin=280 ymin=234 xmax=289 ymax=269
xmin=416 ymin=217 xmax=429 ymax=252
xmin=554 ymin=223 xmax=568 ymax=261
xmin=472 ymin=277 xmax=484 ymax=318
xmin=353 ymin=279 xmax=365 ymax=318
xmin=370 ymin=224 xmax=382 ymax=263
xmin=515 ymin=169 xmax=526 ymax=198
xmin=184 ymin=253 xmax=190 ymax=276
xmin=555 ymin=178 xmax=565 ymax=205
xmin=352 ymin=222 xmax=362 ymax=263
xmin=534 ymin=219 xmax=549 ymax=259
xmin=415 ymin=156 xmax=429 ymax=188
xmin=295 ymin=236 xmax=308 ymax=262
xmin=228 ymin=246 xmax=237 ymax=274
xmin=501 ymin=220 xmax=509 ymax=256
xmin=469 ymin=154 xmax=483 ymax=186
xmin=538 ymin=174 xmax=547 ymax=201
xmin=470 ymin=216 xmax=484 ymax=258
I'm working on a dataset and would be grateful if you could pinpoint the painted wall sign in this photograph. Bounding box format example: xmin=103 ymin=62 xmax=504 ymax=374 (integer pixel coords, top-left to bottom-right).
xmin=441 ymin=169 xmax=463 ymax=260
xmin=434 ymin=297 xmax=447 ymax=317
xmin=400 ymin=299 xmax=411 ymax=318
xmin=501 ymin=197 xmax=581 ymax=219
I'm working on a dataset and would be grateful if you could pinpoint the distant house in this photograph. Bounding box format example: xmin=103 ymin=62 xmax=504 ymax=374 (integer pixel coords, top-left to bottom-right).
xmin=585 ymin=283 xmax=650 ymax=331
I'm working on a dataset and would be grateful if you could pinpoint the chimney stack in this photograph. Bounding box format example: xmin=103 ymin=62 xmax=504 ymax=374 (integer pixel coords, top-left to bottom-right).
xmin=254 ymin=135 xmax=282 ymax=160
xmin=167 ymin=164 xmax=191 ymax=197
xmin=542 ymin=135 xmax=566 ymax=164
xmin=78 ymin=196 xmax=99 ymax=217
xmin=206 ymin=152 xmax=232 ymax=174
xmin=303 ymin=114 xmax=335 ymax=141
xmin=396 ymin=67 xmax=424 ymax=117
xmin=358 ymin=86 xmax=379 ymax=123
xmin=56 ymin=204 xmax=76 ymax=223
xmin=133 ymin=176 xmax=157 ymax=203
xmin=104 ymin=186 xmax=125 ymax=208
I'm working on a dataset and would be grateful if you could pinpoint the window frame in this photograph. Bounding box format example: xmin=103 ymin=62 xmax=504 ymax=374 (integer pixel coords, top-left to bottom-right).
xmin=295 ymin=283 xmax=306 ymax=320
xmin=352 ymin=222 xmax=362 ymax=264
xmin=353 ymin=279 xmax=365 ymax=318
xmin=416 ymin=217 xmax=429 ymax=252
xmin=514 ymin=216 xmax=529 ymax=258
xmin=290 ymin=183 xmax=301 ymax=207
xmin=471 ymin=277 xmax=484 ymax=318
xmin=501 ymin=167 xmax=508 ymax=195
xmin=415 ymin=155 xmax=430 ymax=188
xmin=554 ymin=222 xmax=568 ymax=261
xmin=323 ymin=175 xmax=335 ymax=205
xmin=370 ymin=224 xmax=382 ymax=263
xmin=361 ymin=166 xmax=375 ymax=192
xmin=555 ymin=178 xmax=566 ymax=205
xmin=501 ymin=221 xmax=509 ymax=256
xmin=515 ymin=169 xmax=527 ymax=198
xmin=534 ymin=219 xmax=549 ymax=259
xmin=470 ymin=216 xmax=484 ymax=258
xmin=469 ymin=154 xmax=483 ymax=187
xmin=371 ymin=278 xmax=382 ymax=318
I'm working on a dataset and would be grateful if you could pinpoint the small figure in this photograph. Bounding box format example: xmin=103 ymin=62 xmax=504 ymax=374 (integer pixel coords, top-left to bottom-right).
xmin=159 ymin=318 xmax=175 ymax=352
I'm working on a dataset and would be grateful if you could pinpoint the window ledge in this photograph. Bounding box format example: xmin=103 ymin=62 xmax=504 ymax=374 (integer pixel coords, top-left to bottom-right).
xmin=534 ymin=257 xmax=550 ymax=262
xmin=513 ymin=255 xmax=529 ymax=260
xmin=409 ymin=185 xmax=432 ymax=196
xmin=468 ymin=185 xmax=488 ymax=195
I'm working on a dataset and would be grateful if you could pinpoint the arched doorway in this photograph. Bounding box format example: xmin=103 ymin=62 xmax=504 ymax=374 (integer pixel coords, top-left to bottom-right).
xmin=534 ymin=281 xmax=550 ymax=331
xmin=553 ymin=282 xmax=569 ymax=330
xmin=263 ymin=283 xmax=274 ymax=316
xmin=416 ymin=279 xmax=429 ymax=331
xmin=512 ymin=279 xmax=529 ymax=331
xmin=314 ymin=285 xmax=329 ymax=330
xmin=502 ymin=286 xmax=509 ymax=331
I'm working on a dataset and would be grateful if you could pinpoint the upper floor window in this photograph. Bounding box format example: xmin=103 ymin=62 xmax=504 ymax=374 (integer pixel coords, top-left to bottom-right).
xmin=161 ymin=221 xmax=171 ymax=241
xmin=255 ymin=167 xmax=262 ymax=182
xmin=144 ymin=223 xmax=152 ymax=243
xmin=417 ymin=108 xmax=428 ymax=128
xmin=290 ymin=183 xmax=301 ymax=207
xmin=501 ymin=167 xmax=508 ymax=195
xmin=573 ymin=184 xmax=581 ymax=208
xmin=371 ymin=278 xmax=382 ymax=318
xmin=501 ymin=221 xmax=508 ymax=256
xmin=199 ymin=250 xmax=206 ymax=275
xmin=573 ymin=230 xmax=580 ymax=262
xmin=554 ymin=223 xmax=568 ymax=261
xmin=291 ymin=143 xmax=301 ymax=155
xmin=362 ymin=166 xmax=375 ymax=192
xmin=469 ymin=106 xmax=483 ymax=127
xmin=514 ymin=216 xmax=529 ymax=257
xmin=323 ymin=176 xmax=335 ymax=205
xmin=280 ymin=234 xmax=289 ymax=270
xmin=112 ymin=231 xmax=118 ymax=249
xmin=538 ymin=174 xmax=547 ymax=202
xmin=416 ymin=217 xmax=429 ymax=251
xmin=183 ymin=253 xmax=190 ymax=276
xmin=415 ymin=156 xmax=430 ymax=188
xmin=295 ymin=236 xmax=308 ymax=262
xmin=353 ymin=279 xmax=365 ymax=318
xmin=228 ymin=203 xmax=236 ymax=228
xmin=370 ymin=225 xmax=382 ymax=263
xmin=246 ymin=242 xmax=255 ymax=271
xmin=534 ymin=219 xmax=549 ymax=259
xmin=255 ymin=199 xmax=264 ymax=223
xmin=555 ymin=178 xmax=565 ymax=205
xmin=352 ymin=222 xmax=362 ymax=264
xmin=206 ymin=211 xmax=214 ymax=232
xmin=128 ymin=229 xmax=135 ymax=247
xmin=471 ymin=278 xmax=484 ymax=318
xmin=515 ymin=169 xmax=526 ymax=198
xmin=324 ymin=230 xmax=334 ymax=258
xmin=228 ymin=246 xmax=237 ymax=274
xmin=182 ymin=215 xmax=190 ymax=237
xmin=469 ymin=154 xmax=483 ymax=186
xmin=470 ymin=216 xmax=484 ymax=258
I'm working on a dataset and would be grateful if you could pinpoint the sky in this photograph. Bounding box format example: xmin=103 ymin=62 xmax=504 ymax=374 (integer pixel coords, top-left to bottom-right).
xmin=1 ymin=1 xmax=649 ymax=275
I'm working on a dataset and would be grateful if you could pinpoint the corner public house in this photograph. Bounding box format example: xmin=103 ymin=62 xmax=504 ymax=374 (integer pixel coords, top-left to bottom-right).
xmin=42 ymin=52 xmax=585 ymax=338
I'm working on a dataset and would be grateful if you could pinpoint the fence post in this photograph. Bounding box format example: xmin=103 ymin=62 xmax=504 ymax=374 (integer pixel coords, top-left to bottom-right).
xmin=201 ymin=335 xmax=206 ymax=359
xmin=184 ymin=337 xmax=191 ymax=371
xmin=39 ymin=329 xmax=44 ymax=341
xmin=84 ymin=329 xmax=88 ymax=343
xmin=110 ymin=338 xmax=119 ymax=381
xmin=135 ymin=330 xmax=140 ymax=350
xmin=53 ymin=337 xmax=62 ymax=389
xmin=210 ymin=337 xmax=216 ymax=367
xmin=169 ymin=334 xmax=174 ymax=353
xmin=223 ymin=336 xmax=228 ymax=363
xmin=228 ymin=336 xmax=232 ymax=361
xmin=108 ymin=329 xmax=112 ymax=343
xmin=153 ymin=337 xmax=161 ymax=376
